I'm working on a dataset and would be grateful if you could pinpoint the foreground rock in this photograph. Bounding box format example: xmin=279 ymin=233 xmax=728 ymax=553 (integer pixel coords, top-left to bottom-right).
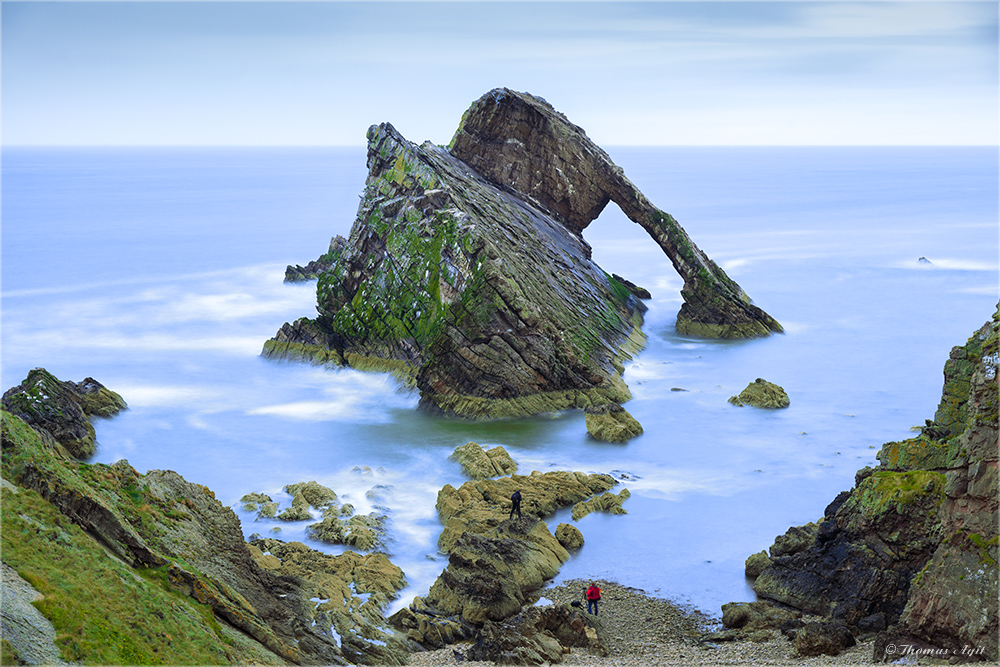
xmin=728 ymin=378 xmax=789 ymax=409
xmin=265 ymin=88 xmax=780 ymax=421
xmin=462 ymin=603 xmax=610 ymax=664
xmin=732 ymin=306 xmax=998 ymax=661
xmin=1 ymin=374 xmax=409 ymax=666
xmin=2 ymin=368 xmax=126 ymax=459
xmin=392 ymin=471 xmax=624 ymax=649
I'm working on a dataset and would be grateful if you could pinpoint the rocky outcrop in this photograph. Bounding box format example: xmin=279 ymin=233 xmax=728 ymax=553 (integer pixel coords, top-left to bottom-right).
xmin=555 ymin=523 xmax=584 ymax=550
xmin=571 ymin=488 xmax=631 ymax=521
xmin=734 ymin=306 xmax=998 ymax=661
xmin=285 ymin=235 xmax=347 ymax=282
xmin=728 ymin=378 xmax=790 ymax=409
xmin=2 ymin=395 xmax=408 ymax=665
xmin=462 ymin=603 xmax=610 ymax=664
xmin=265 ymin=88 xmax=780 ymax=420
xmin=584 ymin=403 xmax=643 ymax=442
xmin=392 ymin=471 xmax=619 ymax=649
xmin=435 ymin=471 xmax=617 ymax=552
xmin=450 ymin=88 xmax=781 ymax=339
xmin=247 ymin=538 xmax=409 ymax=665
xmin=2 ymin=368 xmax=126 ymax=459
xmin=451 ymin=441 xmax=517 ymax=479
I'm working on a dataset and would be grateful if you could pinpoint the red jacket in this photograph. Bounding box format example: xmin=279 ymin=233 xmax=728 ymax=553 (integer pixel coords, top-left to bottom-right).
xmin=586 ymin=586 xmax=601 ymax=601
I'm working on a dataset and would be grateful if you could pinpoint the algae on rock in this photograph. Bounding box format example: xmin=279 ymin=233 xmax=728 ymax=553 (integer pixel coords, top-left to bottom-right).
xmin=728 ymin=378 xmax=790 ymax=409
xmin=267 ymin=88 xmax=781 ymax=421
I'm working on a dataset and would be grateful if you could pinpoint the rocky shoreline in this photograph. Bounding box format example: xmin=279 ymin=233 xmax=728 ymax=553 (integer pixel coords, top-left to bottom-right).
xmin=1 ymin=304 xmax=996 ymax=665
xmin=410 ymin=580 xmax=876 ymax=667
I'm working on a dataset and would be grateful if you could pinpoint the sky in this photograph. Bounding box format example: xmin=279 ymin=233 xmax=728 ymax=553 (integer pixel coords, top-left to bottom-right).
xmin=1 ymin=1 xmax=997 ymax=146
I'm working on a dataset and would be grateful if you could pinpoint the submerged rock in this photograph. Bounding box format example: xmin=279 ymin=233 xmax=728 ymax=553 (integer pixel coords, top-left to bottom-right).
xmin=265 ymin=88 xmax=780 ymax=420
xmin=584 ymin=403 xmax=643 ymax=442
xmin=1 ymin=368 xmax=126 ymax=459
xmin=728 ymin=378 xmax=790 ymax=409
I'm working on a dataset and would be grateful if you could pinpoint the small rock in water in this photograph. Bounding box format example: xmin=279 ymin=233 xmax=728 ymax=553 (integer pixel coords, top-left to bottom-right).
xmin=728 ymin=378 xmax=789 ymax=409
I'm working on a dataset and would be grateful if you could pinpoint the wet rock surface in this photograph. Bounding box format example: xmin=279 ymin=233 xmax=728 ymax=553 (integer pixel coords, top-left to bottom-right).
xmin=728 ymin=378 xmax=790 ymax=409
xmin=266 ymin=88 xmax=780 ymax=421
xmin=732 ymin=306 xmax=999 ymax=661
xmin=584 ymin=403 xmax=643 ymax=442
xmin=451 ymin=442 xmax=518 ymax=479
xmin=2 ymin=368 xmax=126 ymax=459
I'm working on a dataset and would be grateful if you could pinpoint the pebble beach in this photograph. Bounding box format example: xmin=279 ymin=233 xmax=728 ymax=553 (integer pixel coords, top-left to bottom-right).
xmin=408 ymin=580 xmax=876 ymax=667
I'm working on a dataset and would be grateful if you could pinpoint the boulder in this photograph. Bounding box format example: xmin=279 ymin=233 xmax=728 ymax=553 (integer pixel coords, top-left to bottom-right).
xmin=1 ymin=368 xmax=126 ymax=459
xmin=284 ymin=480 xmax=339 ymax=509
xmin=265 ymin=88 xmax=780 ymax=421
xmin=584 ymin=404 xmax=643 ymax=442
xmin=555 ymin=523 xmax=584 ymax=550
xmin=744 ymin=550 xmax=770 ymax=578
xmin=728 ymin=378 xmax=789 ymax=409
xmin=720 ymin=600 xmax=801 ymax=633
xmin=451 ymin=441 xmax=517 ymax=479
xmin=462 ymin=604 xmax=609 ymax=664
xmin=571 ymin=488 xmax=630 ymax=521
xmin=307 ymin=512 xmax=388 ymax=552
xmin=795 ymin=621 xmax=856 ymax=657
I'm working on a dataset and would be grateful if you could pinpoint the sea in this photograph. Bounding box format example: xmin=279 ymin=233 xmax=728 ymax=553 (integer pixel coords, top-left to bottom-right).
xmin=2 ymin=145 xmax=997 ymax=617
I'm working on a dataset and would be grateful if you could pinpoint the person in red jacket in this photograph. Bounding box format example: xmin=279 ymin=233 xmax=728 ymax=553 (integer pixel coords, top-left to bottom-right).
xmin=585 ymin=582 xmax=601 ymax=615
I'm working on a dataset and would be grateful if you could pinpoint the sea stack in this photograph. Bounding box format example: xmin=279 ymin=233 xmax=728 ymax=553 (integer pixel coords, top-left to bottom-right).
xmin=264 ymin=88 xmax=781 ymax=419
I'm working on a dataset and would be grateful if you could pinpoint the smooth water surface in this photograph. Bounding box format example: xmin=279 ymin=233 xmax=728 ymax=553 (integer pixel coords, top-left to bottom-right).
xmin=3 ymin=146 xmax=997 ymax=615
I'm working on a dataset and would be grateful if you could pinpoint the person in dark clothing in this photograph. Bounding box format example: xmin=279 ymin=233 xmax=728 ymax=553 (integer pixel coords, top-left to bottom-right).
xmin=586 ymin=583 xmax=601 ymax=615
xmin=509 ymin=490 xmax=522 ymax=520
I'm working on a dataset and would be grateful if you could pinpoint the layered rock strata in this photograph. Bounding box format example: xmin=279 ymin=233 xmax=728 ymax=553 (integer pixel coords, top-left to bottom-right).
xmin=266 ymin=88 xmax=780 ymax=420
xmin=1 ymin=374 xmax=410 ymax=666
xmin=449 ymin=88 xmax=781 ymax=339
xmin=2 ymin=368 xmax=127 ymax=459
xmin=735 ymin=307 xmax=998 ymax=661
xmin=451 ymin=441 xmax=518 ymax=479
xmin=391 ymin=471 xmax=624 ymax=649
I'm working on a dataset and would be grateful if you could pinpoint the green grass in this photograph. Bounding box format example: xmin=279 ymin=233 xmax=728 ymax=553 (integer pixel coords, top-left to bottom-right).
xmin=1 ymin=484 xmax=234 ymax=665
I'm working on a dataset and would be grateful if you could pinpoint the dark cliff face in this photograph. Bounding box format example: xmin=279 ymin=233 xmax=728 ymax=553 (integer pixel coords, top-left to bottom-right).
xmin=266 ymin=88 xmax=781 ymax=419
xmin=745 ymin=306 xmax=999 ymax=661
